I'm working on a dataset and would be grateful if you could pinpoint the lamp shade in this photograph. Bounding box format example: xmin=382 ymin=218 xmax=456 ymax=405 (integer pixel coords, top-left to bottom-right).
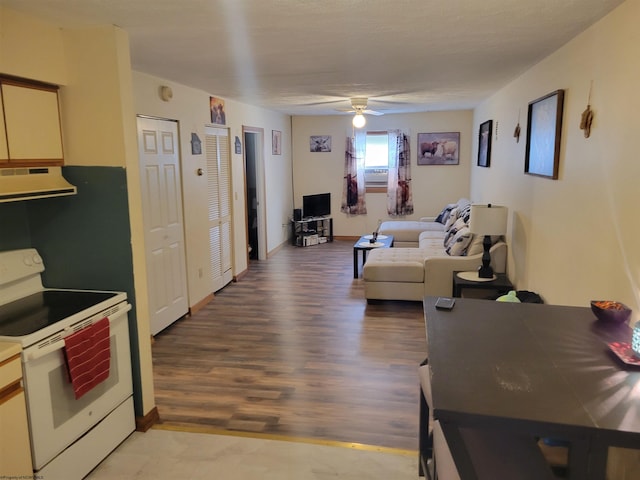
xmin=469 ymin=204 xmax=508 ymax=236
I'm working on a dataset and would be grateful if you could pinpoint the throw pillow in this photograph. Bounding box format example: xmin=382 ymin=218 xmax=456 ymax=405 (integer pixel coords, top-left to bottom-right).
xmin=435 ymin=203 xmax=457 ymax=224
xmin=446 ymin=227 xmax=473 ymax=256
xmin=444 ymin=217 xmax=467 ymax=248
xmin=443 ymin=207 xmax=460 ymax=232
xmin=459 ymin=203 xmax=472 ymax=224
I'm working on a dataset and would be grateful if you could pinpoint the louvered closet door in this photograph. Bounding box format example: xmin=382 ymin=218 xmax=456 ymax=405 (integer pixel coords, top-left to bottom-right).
xmin=205 ymin=126 xmax=233 ymax=292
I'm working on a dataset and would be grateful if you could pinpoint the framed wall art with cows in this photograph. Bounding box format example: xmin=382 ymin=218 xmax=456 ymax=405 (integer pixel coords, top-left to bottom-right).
xmin=417 ymin=132 xmax=460 ymax=165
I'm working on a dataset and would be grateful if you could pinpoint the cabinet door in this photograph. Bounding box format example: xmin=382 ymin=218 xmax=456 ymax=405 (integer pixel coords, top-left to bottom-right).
xmin=0 ymin=357 xmax=33 ymax=477
xmin=0 ymin=390 xmax=33 ymax=476
xmin=1 ymin=82 xmax=63 ymax=164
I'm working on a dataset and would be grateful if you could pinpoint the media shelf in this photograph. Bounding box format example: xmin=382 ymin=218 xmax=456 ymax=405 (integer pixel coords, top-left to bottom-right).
xmin=291 ymin=217 xmax=333 ymax=247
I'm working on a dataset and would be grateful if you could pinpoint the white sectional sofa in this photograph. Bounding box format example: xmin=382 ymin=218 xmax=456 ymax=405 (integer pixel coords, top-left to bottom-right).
xmin=363 ymin=198 xmax=507 ymax=301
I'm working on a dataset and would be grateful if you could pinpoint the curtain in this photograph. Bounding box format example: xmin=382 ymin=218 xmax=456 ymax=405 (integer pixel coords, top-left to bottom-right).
xmin=387 ymin=130 xmax=413 ymax=216
xmin=341 ymin=130 xmax=367 ymax=215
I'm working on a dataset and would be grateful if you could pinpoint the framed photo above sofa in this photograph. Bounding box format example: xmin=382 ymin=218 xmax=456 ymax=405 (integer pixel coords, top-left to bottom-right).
xmin=417 ymin=132 xmax=460 ymax=165
xmin=477 ymin=120 xmax=492 ymax=167
xmin=525 ymin=89 xmax=565 ymax=179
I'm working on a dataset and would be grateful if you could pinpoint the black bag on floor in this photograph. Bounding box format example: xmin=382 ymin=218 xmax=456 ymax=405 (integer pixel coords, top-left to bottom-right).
xmin=516 ymin=290 xmax=544 ymax=303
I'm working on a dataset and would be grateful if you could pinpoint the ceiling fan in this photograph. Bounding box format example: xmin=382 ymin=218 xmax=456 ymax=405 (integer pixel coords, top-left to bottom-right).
xmin=340 ymin=98 xmax=384 ymax=128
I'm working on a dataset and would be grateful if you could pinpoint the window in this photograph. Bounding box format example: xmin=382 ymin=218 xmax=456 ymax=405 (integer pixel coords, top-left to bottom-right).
xmin=365 ymin=131 xmax=388 ymax=190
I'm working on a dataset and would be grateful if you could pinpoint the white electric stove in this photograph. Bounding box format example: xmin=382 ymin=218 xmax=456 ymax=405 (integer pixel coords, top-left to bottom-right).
xmin=0 ymin=248 xmax=135 ymax=479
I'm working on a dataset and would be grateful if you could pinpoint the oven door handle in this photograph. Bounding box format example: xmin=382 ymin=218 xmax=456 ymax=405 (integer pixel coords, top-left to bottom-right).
xmin=25 ymin=303 xmax=132 ymax=363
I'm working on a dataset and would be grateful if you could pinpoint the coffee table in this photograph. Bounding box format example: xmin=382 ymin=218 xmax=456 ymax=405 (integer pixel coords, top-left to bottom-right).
xmin=353 ymin=234 xmax=394 ymax=278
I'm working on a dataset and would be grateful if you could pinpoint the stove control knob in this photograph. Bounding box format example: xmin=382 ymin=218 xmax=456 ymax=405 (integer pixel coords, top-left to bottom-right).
xmin=23 ymin=256 xmax=33 ymax=266
xmin=32 ymin=254 xmax=43 ymax=264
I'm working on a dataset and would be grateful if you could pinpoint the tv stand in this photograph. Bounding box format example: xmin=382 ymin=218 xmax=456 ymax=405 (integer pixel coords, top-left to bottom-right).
xmin=292 ymin=217 xmax=333 ymax=247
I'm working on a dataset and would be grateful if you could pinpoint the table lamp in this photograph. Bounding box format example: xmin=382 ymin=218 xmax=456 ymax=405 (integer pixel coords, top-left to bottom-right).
xmin=468 ymin=204 xmax=508 ymax=280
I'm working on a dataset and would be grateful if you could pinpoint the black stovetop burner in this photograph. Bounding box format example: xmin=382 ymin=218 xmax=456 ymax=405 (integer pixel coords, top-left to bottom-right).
xmin=0 ymin=290 xmax=118 ymax=337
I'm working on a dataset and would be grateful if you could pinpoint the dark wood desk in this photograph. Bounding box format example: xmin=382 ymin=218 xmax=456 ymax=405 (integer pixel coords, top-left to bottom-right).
xmin=423 ymin=297 xmax=640 ymax=479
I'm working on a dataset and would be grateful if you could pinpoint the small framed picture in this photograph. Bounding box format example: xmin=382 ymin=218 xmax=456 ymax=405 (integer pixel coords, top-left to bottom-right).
xmin=525 ymin=90 xmax=565 ymax=179
xmin=272 ymin=130 xmax=282 ymax=155
xmin=477 ymin=120 xmax=493 ymax=167
xmin=417 ymin=132 xmax=460 ymax=165
xmin=310 ymin=135 xmax=331 ymax=152
xmin=190 ymin=133 xmax=202 ymax=155
xmin=209 ymin=96 xmax=226 ymax=125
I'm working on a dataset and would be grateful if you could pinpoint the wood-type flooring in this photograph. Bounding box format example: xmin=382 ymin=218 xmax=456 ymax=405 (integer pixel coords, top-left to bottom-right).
xmin=151 ymin=239 xmax=426 ymax=451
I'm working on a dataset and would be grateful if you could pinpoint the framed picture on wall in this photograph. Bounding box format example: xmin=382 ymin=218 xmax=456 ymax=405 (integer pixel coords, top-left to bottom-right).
xmin=209 ymin=96 xmax=226 ymax=125
xmin=310 ymin=135 xmax=331 ymax=152
xmin=272 ymin=130 xmax=282 ymax=155
xmin=525 ymin=89 xmax=565 ymax=179
xmin=417 ymin=132 xmax=460 ymax=165
xmin=477 ymin=120 xmax=493 ymax=167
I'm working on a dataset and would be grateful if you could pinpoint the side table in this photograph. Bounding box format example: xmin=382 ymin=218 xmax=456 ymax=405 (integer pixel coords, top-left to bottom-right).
xmin=452 ymin=271 xmax=513 ymax=299
xmin=353 ymin=234 xmax=394 ymax=278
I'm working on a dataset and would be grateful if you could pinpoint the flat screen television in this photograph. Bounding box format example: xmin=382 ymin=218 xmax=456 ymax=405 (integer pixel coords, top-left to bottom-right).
xmin=303 ymin=193 xmax=331 ymax=218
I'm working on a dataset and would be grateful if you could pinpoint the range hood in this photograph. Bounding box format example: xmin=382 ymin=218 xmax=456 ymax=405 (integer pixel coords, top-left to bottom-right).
xmin=0 ymin=166 xmax=77 ymax=203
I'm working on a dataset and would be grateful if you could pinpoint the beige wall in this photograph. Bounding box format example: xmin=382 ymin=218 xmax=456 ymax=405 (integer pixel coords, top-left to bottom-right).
xmin=292 ymin=111 xmax=473 ymax=236
xmin=60 ymin=26 xmax=135 ymax=168
xmin=132 ymin=71 xmax=293 ymax=307
xmin=471 ymin=0 xmax=640 ymax=317
xmin=0 ymin=7 xmax=156 ymax=416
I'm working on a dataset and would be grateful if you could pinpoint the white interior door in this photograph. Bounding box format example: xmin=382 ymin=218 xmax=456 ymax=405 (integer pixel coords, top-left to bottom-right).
xmin=205 ymin=126 xmax=233 ymax=292
xmin=137 ymin=117 xmax=189 ymax=335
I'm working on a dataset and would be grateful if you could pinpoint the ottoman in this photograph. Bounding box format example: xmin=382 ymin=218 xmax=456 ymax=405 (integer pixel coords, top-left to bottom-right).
xmin=363 ymin=248 xmax=425 ymax=302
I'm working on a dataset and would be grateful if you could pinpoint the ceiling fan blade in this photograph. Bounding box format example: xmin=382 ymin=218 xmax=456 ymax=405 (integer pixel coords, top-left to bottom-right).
xmin=364 ymin=109 xmax=384 ymax=116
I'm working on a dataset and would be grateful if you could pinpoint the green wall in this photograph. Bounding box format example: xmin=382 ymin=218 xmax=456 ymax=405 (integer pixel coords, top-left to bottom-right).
xmin=0 ymin=166 xmax=144 ymax=416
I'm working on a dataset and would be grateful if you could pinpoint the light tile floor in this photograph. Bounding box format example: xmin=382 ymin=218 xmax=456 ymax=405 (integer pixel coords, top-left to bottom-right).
xmin=87 ymin=426 xmax=419 ymax=480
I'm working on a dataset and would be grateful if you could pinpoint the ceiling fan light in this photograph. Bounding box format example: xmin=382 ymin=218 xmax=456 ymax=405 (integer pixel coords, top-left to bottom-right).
xmin=353 ymin=113 xmax=366 ymax=128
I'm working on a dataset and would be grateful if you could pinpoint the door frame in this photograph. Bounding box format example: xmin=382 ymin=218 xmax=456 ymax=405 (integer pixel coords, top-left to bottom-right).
xmin=242 ymin=126 xmax=267 ymax=262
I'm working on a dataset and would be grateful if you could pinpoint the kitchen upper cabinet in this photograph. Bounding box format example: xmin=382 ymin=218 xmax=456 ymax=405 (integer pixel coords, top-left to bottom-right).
xmin=0 ymin=78 xmax=64 ymax=166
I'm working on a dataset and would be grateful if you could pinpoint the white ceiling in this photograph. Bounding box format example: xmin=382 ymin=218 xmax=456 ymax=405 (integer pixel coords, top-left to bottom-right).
xmin=2 ymin=0 xmax=624 ymax=115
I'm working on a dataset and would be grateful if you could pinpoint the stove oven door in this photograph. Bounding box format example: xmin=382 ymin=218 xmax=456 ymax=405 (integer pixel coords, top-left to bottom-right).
xmin=21 ymin=305 xmax=134 ymax=470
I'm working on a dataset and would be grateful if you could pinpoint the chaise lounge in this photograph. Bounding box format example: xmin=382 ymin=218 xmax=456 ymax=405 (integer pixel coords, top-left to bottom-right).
xmin=363 ymin=198 xmax=507 ymax=301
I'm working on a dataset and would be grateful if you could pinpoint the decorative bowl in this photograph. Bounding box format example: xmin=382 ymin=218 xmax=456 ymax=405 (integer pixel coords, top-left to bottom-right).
xmin=590 ymin=300 xmax=632 ymax=324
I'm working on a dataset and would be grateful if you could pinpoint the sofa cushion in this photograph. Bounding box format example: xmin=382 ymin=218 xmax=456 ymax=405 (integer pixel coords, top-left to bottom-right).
xmin=378 ymin=220 xmax=444 ymax=244
xmin=418 ymin=236 xmax=450 ymax=256
xmin=363 ymin=248 xmax=426 ymax=283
